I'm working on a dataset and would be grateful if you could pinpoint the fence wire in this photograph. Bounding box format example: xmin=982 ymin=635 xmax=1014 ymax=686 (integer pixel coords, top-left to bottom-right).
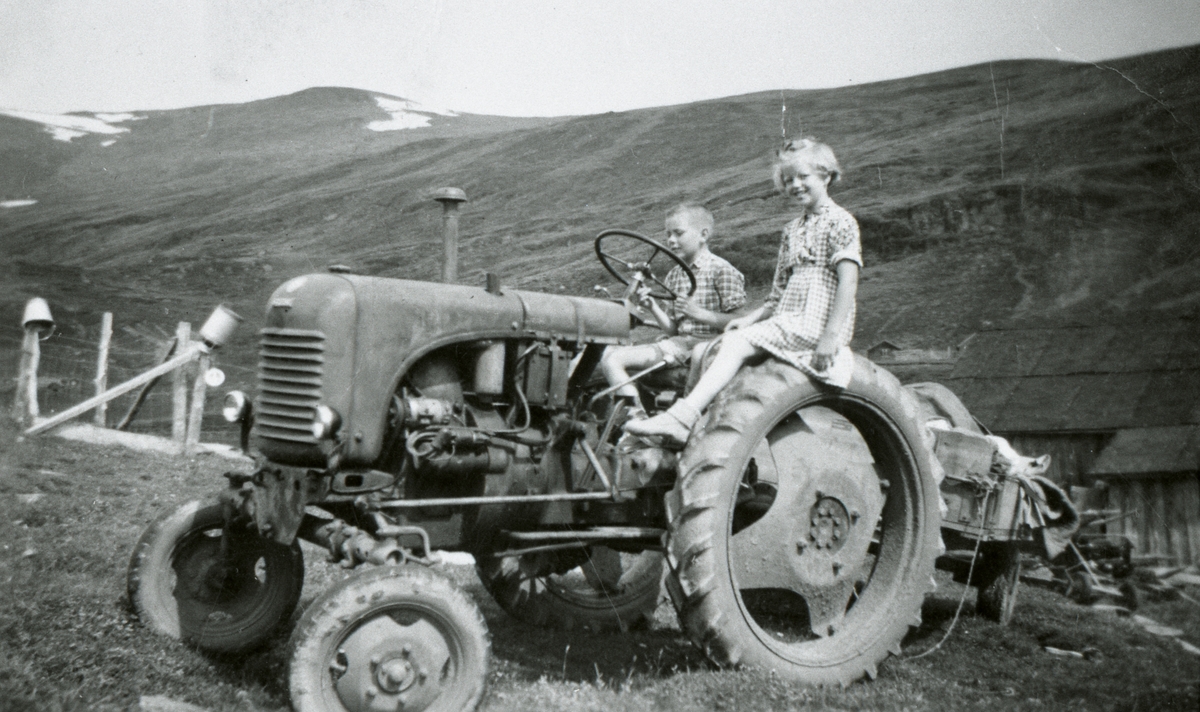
xmin=3 ymin=326 xmax=243 ymax=447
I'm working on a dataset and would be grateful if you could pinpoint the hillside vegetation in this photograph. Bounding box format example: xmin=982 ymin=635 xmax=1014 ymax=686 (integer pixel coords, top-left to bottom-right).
xmin=1 ymin=46 xmax=1197 ymax=373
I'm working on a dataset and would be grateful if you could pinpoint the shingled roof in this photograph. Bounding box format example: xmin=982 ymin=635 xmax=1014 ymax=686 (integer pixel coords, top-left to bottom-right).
xmin=941 ymin=320 xmax=1200 ymax=432
xmin=1089 ymin=425 xmax=1200 ymax=476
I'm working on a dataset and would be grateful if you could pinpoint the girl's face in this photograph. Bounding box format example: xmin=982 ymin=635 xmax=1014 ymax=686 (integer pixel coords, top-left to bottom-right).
xmin=779 ymin=159 xmax=831 ymax=211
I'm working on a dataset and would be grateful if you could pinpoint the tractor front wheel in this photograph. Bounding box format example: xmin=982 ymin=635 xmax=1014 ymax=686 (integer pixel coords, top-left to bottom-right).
xmin=289 ymin=565 xmax=490 ymax=712
xmin=127 ymin=500 xmax=304 ymax=654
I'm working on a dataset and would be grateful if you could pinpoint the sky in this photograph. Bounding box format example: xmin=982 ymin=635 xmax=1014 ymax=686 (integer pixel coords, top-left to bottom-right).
xmin=1 ymin=0 xmax=1197 ymax=117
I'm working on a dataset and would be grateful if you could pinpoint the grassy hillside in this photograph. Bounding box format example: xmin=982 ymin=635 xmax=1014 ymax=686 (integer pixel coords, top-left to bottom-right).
xmin=1 ymin=46 xmax=1197 ymax=377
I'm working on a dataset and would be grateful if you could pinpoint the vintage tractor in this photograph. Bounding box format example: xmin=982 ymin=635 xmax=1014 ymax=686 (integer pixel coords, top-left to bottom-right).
xmin=126 ymin=229 xmax=944 ymax=711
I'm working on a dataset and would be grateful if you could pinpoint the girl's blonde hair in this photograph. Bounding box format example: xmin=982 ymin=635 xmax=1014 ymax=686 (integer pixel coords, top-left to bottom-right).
xmin=772 ymin=137 xmax=842 ymax=192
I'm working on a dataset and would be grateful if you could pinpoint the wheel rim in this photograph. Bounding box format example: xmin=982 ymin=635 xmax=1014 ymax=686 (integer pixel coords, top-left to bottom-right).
xmin=170 ymin=526 xmax=279 ymax=638
xmin=481 ymin=545 xmax=663 ymax=628
xmin=542 ymin=547 xmax=661 ymax=612
xmin=724 ymin=403 xmax=924 ymax=662
xmin=327 ymin=605 xmax=464 ymax=712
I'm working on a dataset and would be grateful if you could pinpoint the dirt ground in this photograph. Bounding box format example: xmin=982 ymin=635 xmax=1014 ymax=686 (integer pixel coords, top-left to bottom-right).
xmin=1 ymin=420 xmax=1197 ymax=712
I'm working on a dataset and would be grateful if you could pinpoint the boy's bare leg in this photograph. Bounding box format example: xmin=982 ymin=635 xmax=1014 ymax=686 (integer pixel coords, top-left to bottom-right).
xmin=599 ymin=343 xmax=662 ymax=414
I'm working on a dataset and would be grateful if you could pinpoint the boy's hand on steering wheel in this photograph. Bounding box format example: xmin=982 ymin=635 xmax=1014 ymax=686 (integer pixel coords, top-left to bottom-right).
xmin=678 ymin=296 xmax=709 ymax=321
xmin=635 ymin=284 xmax=658 ymax=309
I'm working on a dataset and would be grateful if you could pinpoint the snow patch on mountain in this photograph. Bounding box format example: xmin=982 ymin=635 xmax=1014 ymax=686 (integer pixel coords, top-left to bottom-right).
xmin=1 ymin=199 xmax=38 ymax=209
xmin=0 ymin=109 xmax=140 ymax=142
xmin=93 ymin=112 xmax=145 ymax=123
xmin=367 ymin=96 xmax=457 ymax=132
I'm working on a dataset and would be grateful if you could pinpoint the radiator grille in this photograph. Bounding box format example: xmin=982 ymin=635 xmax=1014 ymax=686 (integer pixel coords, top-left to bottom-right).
xmin=255 ymin=327 xmax=325 ymax=444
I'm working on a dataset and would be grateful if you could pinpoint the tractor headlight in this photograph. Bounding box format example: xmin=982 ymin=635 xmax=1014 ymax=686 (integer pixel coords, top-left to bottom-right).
xmin=311 ymin=405 xmax=342 ymax=440
xmin=222 ymin=391 xmax=250 ymax=423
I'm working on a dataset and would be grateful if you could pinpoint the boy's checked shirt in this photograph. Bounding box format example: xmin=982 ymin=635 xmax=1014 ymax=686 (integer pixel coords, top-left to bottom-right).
xmin=663 ymin=250 xmax=746 ymax=338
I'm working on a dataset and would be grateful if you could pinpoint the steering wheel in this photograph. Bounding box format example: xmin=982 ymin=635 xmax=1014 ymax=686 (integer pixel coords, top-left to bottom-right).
xmin=594 ymin=229 xmax=697 ymax=301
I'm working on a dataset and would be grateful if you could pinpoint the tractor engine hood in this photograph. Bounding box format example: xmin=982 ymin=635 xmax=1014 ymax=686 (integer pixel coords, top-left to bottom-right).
xmin=252 ymin=273 xmax=631 ymax=466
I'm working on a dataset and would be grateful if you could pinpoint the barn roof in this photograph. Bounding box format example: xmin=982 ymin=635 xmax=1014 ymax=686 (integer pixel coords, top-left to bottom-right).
xmin=1089 ymin=426 xmax=1200 ymax=476
xmin=941 ymin=321 xmax=1200 ymax=432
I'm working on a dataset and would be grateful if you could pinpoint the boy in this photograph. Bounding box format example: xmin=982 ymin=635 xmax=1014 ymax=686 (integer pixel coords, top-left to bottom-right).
xmin=599 ymin=203 xmax=746 ymax=419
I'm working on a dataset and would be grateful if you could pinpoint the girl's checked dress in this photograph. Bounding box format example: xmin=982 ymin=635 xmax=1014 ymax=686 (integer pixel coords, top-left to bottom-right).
xmin=739 ymin=200 xmax=862 ymax=387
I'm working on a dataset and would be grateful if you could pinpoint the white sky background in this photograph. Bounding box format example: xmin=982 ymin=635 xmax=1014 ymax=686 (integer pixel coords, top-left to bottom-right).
xmin=1 ymin=0 xmax=1197 ymax=116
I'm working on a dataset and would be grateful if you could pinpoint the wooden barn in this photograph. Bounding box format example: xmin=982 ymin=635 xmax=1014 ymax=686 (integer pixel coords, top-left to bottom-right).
xmin=866 ymin=339 xmax=959 ymax=383
xmin=940 ymin=320 xmax=1200 ymax=565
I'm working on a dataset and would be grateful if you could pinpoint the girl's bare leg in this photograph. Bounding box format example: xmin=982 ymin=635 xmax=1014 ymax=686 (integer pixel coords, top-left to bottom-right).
xmin=624 ymin=334 xmax=762 ymax=443
xmin=680 ymin=333 xmax=761 ymax=412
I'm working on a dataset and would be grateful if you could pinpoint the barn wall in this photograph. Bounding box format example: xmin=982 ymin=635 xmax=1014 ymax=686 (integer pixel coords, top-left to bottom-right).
xmin=1105 ymin=473 xmax=1200 ymax=567
xmin=1000 ymin=432 xmax=1111 ymax=489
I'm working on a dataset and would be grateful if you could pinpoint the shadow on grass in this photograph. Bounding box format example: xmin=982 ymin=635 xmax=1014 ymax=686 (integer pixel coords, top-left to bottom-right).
xmin=484 ymin=613 xmax=705 ymax=685
xmin=454 ymin=572 xmax=708 ymax=686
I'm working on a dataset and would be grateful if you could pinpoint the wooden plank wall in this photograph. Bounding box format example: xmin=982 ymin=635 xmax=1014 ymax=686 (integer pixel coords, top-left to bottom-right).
xmin=1004 ymin=433 xmax=1110 ymax=489
xmin=1106 ymin=473 xmax=1200 ymax=566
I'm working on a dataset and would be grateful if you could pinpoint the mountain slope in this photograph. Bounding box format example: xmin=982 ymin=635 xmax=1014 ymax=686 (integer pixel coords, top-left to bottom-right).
xmin=1 ymin=46 xmax=1197 ymax=366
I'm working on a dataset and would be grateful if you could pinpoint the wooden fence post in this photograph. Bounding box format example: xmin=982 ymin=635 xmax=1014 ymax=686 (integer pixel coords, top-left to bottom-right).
xmin=185 ymin=352 xmax=210 ymax=455
xmin=11 ymin=328 xmax=40 ymax=424
xmin=93 ymin=312 xmax=113 ymax=427
xmin=172 ymin=322 xmax=191 ymax=445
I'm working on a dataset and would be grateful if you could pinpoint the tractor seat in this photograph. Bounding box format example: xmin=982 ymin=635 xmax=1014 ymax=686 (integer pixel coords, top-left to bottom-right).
xmin=641 ymin=364 xmax=692 ymax=392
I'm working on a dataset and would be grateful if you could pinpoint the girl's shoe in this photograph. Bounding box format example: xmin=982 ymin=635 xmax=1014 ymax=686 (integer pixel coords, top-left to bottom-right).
xmin=623 ymin=400 xmax=700 ymax=447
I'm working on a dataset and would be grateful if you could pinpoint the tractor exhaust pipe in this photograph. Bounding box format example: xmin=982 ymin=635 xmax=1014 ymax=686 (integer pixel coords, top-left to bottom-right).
xmin=432 ymin=187 xmax=467 ymax=283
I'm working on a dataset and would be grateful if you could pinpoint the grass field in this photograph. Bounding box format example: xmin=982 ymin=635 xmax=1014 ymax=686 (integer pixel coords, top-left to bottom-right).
xmin=1 ymin=421 xmax=1197 ymax=712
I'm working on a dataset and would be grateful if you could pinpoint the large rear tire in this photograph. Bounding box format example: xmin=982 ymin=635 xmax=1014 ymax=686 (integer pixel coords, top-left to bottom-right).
xmin=127 ymin=500 xmax=304 ymax=654
xmin=476 ymin=546 xmax=664 ymax=632
xmin=665 ymin=357 xmax=942 ymax=685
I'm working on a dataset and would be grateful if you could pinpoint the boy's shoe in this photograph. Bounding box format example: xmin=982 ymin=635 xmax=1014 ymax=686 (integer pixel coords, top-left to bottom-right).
xmin=623 ymin=400 xmax=700 ymax=448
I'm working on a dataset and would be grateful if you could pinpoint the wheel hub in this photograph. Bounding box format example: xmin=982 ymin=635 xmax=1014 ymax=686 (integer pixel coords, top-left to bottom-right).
xmin=374 ymin=652 xmax=420 ymax=693
xmin=808 ymin=496 xmax=850 ymax=552
xmin=790 ymin=472 xmax=879 ymax=589
xmin=333 ymin=614 xmax=452 ymax=712
xmin=728 ymin=406 xmax=886 ymax=638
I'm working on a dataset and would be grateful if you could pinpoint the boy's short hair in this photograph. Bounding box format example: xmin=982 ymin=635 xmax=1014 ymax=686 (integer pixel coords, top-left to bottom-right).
xmin=773 ymin=137 xmax=842 ymax=191
xmin=667 ymin=203 xmax=715 ymax=237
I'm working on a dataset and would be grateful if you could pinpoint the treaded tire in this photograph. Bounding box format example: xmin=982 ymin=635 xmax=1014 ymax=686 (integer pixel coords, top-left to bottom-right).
xmin=665 ymin=357 xmax=942 ymax=685
xmin=127 ymin=499 xmax=304 ymax=655
xmin=289 ymin=565 xmax=490 ymax=712
xmin=476 ymin=547 xmax=664 ymax=632
xmin=975 ymin=542 xmax=1021 ymax=625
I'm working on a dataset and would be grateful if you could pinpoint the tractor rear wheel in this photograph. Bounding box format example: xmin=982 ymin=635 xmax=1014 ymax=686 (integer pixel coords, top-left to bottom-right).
xmin=665 ymin=357 xmax=942 ymax=685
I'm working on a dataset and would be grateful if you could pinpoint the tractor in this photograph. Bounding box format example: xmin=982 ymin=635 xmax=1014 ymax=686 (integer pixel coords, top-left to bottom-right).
xmin=126 ymin=228 xmax=946 ymax=712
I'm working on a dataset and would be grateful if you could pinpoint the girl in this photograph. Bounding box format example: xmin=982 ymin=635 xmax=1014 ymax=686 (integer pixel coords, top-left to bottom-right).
xmin=626 ymin=138 xmax=861 ymax=445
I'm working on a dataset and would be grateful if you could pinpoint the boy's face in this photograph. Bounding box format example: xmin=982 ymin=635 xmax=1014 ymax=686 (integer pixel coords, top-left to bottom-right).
xmin=780 ymin=159 xmax=831 ymax=210
xmin=664 ymin=213 xmax=707 ymax=263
